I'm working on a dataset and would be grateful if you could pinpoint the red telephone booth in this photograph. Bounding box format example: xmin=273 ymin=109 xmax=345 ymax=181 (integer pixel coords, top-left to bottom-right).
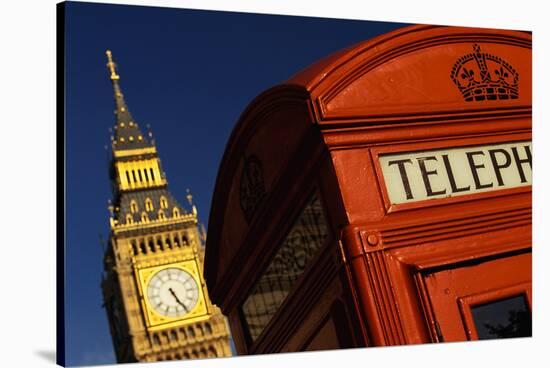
xmin=204 ymin=25 xmax=532 ymax=354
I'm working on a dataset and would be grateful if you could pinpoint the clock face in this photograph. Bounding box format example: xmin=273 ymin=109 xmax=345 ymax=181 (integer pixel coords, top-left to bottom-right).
xmin=146 ymin=268 xmax=200 ymax=318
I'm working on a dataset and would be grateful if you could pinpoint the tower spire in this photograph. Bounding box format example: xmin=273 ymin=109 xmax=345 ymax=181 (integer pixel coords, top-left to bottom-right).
xmin=105 ymin=50 xmax=152 ymax=151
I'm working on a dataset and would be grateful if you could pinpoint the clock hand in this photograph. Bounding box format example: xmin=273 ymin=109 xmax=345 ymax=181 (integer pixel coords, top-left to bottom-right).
xmin=168 ymin=287 xmax=189 ymax=312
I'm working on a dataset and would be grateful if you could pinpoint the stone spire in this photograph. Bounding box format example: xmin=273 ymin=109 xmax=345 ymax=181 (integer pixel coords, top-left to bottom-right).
xmin=106 ymin=50 xmax=152 ymax=151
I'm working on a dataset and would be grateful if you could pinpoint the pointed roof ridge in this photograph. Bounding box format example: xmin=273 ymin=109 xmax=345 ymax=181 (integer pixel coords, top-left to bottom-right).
xmin=106 ymin=50 xmax=153 ymax=151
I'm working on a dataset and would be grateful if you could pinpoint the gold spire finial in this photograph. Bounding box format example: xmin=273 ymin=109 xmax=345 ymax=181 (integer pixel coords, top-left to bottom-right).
xmin=106 ymin=50 xmax=120 ymax=81
xmin=187 ymin=189 xmax=198 ymax=216
xmin=186 ymin=189 xmax=193 ymax=206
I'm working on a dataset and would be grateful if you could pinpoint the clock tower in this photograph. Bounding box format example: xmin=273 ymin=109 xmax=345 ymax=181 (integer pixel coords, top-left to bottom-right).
xmin=101 ymin=50 xmax=232 ymax=362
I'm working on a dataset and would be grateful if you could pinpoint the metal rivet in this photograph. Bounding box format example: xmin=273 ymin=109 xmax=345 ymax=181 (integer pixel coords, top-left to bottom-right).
xmin=367 ymin=234 xmax=378 ymax=246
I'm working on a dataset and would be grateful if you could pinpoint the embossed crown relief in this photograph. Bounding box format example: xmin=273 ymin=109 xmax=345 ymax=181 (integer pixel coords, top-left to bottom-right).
xmin=451 ymin=44 xmax=519 ymax=102
xmin=239 ymin=155 xmax=266 ymax=223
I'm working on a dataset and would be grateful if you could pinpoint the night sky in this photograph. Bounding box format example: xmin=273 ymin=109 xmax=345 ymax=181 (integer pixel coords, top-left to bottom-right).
xmin=64 ymin=2 xmax=407 ymax=365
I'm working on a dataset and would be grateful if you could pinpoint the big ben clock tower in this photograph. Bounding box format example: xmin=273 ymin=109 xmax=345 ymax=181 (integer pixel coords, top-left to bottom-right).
xmin=101 ymin=50 xmax=232 ymax=362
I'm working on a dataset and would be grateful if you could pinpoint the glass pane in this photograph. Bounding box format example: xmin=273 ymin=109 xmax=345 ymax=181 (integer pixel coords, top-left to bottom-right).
xmin=241 ymin=195 xmax=329 ymax=341
xmin=471 ymin=294 xmax=531 ymax=340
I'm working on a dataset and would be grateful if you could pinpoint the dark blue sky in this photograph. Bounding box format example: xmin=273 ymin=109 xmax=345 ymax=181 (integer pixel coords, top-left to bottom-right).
xmin=64 ymin=2 xmax=407 ymax=365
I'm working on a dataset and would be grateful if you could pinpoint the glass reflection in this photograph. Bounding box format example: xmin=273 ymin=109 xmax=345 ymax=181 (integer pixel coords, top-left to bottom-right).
xmin=242 ymin=195 xmax=329 ymax=341
xmin=471 ymin=294 xmax=531 ymax=340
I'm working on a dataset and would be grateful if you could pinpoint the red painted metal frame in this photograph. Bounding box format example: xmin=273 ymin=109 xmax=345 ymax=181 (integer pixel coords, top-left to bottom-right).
xmin=341 ymin=221 xmax=531 ymax=346
xmin=421 ymin=252 xmax=531 ymax=342
xmin=458 ymin=281 xmax=532 ymax=340
xmin=370 ymin=131 xmax=532 ymax=213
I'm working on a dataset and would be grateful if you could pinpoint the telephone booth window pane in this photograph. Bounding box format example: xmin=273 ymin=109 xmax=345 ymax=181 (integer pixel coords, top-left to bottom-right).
xmin=242 ymin=194 xmax=329 ymax=342
xmin=471 ymin=295 xmax=531 ymax=340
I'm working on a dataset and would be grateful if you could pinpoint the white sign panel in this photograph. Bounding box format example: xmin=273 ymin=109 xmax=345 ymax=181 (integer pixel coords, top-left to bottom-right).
xmin=379 ymin=141 xmax=531 ymax=205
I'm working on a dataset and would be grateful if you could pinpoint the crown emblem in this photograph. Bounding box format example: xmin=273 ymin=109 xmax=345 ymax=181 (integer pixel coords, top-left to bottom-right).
xmin=451 ymin=44 xmax=519 ymax=102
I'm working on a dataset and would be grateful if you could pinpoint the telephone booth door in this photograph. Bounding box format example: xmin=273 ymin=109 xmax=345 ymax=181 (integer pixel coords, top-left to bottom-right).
xmin=423 ymin=252 xmax=531 ymax=342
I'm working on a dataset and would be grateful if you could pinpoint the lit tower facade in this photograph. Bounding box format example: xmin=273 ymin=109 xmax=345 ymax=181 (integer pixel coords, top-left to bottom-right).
xmin=101 ymin=50 xmax=232 ymax=363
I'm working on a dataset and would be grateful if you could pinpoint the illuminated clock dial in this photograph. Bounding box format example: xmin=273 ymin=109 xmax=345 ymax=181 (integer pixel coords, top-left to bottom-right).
xmin=146 ymin=268 xmax=200 ymax=318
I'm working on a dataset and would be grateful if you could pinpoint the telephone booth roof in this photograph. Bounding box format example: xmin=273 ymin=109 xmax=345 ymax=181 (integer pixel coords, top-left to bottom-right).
xmin=204 ymin=24 xmax=531 ymax=293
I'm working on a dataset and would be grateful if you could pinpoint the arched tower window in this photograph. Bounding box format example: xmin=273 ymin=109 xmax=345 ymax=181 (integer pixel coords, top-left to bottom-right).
xmin=160 ymin=196 xmax=168 ymax=209
xmin=126 ymin=214 xmax=133 ymax=224
xmin=158 ymin=209 xmax=166 ymax=220
xmin=141 ymin=212 xmax=149 ymax=223
xmin=130 ymin=200 xmax=138 ymax=213
xmin=173 ymin=207 xmax=180 ymax=217
xmin=179 ymin=327 xmax=187 ymax=339
xmin=208 ymin=346 xmax=217 ymax=357
xmin=152 ymin=334 xmax=160 ymax=346
xmin=156 ymin=237 xmax=163 ymax=251
xmin=143 ymin=168 xmax=149 ymax=182
xmin=145 ymin=198 xmax=153 ymax=211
